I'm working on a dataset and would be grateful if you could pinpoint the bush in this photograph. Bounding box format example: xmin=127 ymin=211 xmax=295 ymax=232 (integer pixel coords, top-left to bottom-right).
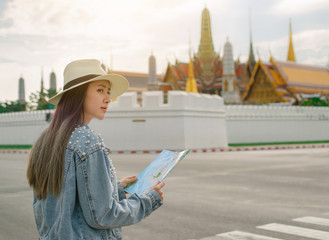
xmin=300 ymin=97 xmax=328 ymax=107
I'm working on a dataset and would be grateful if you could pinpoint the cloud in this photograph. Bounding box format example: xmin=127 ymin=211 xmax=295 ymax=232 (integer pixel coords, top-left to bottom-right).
xmin=255 ymin=28 xmax=329 ymax=66
xmin=0 ymin=0 xmax=200 ymax=38
xmin=0 ymin=57 xmax=16 ymax=63
xmin=273 ymin=0 xmax=329 ymax=15
xmin=0 ymin=0 xmax=328 ymax=101
xmin=1 ymin=0 xmax=105 ymax=36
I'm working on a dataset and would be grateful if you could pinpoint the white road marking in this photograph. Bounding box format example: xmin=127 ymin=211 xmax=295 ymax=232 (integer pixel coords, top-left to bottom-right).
xmin=293 ymin=216 xmax=329 ymax=227
xmin=215 ymin=230 xmax=285 ymax=240
xmin=258 ymin=223 xmax=329 ymax=240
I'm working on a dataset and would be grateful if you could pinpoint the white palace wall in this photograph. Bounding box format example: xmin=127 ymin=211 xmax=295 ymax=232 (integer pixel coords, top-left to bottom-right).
xmin=1 ymin=92 xmax=329 ymax=150
xmin=0 ymin=110 xmax=50 ymax=145
xmin=0 ymin=91 xmax=228 ymax=151
xmin=225 ymin=105 xmax=329 ymax=144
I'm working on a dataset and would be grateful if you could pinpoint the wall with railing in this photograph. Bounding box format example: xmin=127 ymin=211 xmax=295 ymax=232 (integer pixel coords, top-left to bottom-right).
xmin=1 ymin=92 xmax=329 ymax=150
xmin=0 ymin=109 xmax=52 ymax=145
xmin=0 ymin=91 xmax=227 ymax=151
xmin=225 ymin=105 xmax=329 ymax=144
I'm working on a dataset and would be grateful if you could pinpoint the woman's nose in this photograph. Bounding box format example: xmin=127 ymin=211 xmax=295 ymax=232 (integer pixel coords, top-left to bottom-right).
xmin=104 ymin=95 xmax=111 ymax=103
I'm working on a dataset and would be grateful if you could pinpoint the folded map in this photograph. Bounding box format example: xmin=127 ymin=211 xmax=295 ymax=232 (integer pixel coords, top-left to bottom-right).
xmin=124 ymin=149 xmax=190 ymax=195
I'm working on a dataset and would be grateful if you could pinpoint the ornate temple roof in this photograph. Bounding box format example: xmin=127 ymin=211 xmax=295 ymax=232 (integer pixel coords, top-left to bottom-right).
xmin=243 ymin=59 xmax=294 ymax=102
xmin=244 ymin=57 xmax=329 ymax=104
xmin=273 ymin=60 xmax=329 ymax=93
xmin=235 ymin=65 xmax=245 ymax=78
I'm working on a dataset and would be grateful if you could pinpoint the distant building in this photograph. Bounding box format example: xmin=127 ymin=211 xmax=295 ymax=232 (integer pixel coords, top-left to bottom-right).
xmin=161 ymin=7 xmax=253 ymax=98
xmin=40 ymin=67 xmax=45 ymax=95
xmin=112 ymin=71 xmax=161 ymax=92
xmin=49 ymin=70 xmax=57 ymax=91
xmin=18 ymin=75 xmax=25 ymax=103
xmin=243 ymin=57 xmax=329 ymax=104
xmin=147 ymin=52 xmax=159 ymax=90
xmin=110 ymin=52 xmax=162 ymax=104
xmin=243 ymin=21 xmax=329 ymax=104
xmin=111 ymin=71 xmax=162 ymax=104
xmin=221 ymin=37 xmax=241 ymax=104
xmin=162 ymin=7 xmax=220 ymax=94
xmin=162 ymin=7 xmax=328 ymax=105
xmin=109 ymin=52 xmax=161 ymax=92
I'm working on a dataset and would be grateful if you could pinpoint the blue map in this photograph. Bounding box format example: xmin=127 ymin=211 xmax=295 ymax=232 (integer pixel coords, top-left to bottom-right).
xmin=124 ymin=149 xmax=190 ymax=195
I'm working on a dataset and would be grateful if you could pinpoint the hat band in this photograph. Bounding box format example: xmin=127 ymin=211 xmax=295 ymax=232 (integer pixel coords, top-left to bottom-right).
xmin=63 ymin=74 xmax=101 ymax=90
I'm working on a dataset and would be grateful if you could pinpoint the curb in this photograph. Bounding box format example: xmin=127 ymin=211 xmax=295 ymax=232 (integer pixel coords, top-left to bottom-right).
xmin=1 ymin=144 xmax=329 ymax=155
xmin=0 ymin=149 xmax=30 ymax=154
xmin=111 ymin=143 xmax=329 ymax=154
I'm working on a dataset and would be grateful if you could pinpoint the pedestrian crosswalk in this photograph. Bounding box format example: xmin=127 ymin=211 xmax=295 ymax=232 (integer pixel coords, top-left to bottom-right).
xmin=215 ymin=231 xmax=284 ymax=239
xmin=195 ymin=214 xmax=329 ymax=240
xmin=258 ymin=223 xmax=329 ymax=240
xmin=293 ymin=216 xmax=329 ymax=227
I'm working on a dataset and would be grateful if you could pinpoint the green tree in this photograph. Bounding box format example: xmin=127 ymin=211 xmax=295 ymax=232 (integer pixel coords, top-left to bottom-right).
xmin=300 ymin=97 xmax=329 ymax=107
xmin=0 ymin=100 xmax=27 ymax=113
xmin=28 ymin=88 xmax=57 ymax=110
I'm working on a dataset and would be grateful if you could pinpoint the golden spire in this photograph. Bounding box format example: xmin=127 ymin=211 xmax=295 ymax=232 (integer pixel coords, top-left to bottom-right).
xmin=287 ymin=19 xmax=296 ymax=62
xmin=248 ymin=8 xmax=256 ymax=67
xmin=197 ymin=7 xmax=216 ymax=66
xmin=185 ymin=58 xmax=198 ymax=93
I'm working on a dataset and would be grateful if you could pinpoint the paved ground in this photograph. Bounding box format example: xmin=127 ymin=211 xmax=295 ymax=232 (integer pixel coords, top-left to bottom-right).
xmin=1 ymin=148 xmax=329 ymax=240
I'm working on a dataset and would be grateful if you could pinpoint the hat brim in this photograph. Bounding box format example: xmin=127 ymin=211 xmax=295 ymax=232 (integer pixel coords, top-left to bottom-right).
xmin=48 ymin=74 xmax=129 ymax=105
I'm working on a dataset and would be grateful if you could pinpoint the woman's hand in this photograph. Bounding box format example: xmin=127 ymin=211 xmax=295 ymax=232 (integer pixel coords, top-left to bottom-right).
xmin=150 ymin=181 xmax=165 ymax=201
xmin=120 ymin=176 xmax=137 ymax=188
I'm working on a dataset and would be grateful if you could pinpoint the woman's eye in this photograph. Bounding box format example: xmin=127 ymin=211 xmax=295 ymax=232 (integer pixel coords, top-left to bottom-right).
xmin=98 ymin=89 xmax=104 ymax=93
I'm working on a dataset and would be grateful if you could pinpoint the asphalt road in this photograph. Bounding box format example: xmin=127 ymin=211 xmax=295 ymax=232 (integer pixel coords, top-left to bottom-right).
xmin=1 ymin=148 xmax=329 ymax=240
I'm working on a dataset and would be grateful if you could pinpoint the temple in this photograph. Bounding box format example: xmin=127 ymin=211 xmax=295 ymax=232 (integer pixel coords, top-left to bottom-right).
xmin=161 ymin=7 xmax=252 ymax=100
xmin=19 ymin=8 xmax=328 ymax=106
xmin=243 ymin=57 xmax=329 ymax=104
xmin=162 ymin=8 xmax=329 ymax=105
xmin=243 ymin=21 xmax=329 ymax=104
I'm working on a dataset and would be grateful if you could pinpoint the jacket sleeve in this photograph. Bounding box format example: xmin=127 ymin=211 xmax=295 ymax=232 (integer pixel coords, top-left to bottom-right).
xmin=76 ymin=150 xmax=162 ymax=229
xmin=117 ymin=182 xmax=127 ymax=201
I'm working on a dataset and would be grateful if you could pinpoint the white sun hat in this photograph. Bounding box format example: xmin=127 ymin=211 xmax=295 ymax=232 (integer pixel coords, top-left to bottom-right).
xmin=48 ymin=59 xmax=129 ymax=105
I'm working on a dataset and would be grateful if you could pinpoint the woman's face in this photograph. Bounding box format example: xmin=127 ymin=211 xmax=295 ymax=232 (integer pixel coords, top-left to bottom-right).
xmin=83 ymin=80 xmax=111 ymax=124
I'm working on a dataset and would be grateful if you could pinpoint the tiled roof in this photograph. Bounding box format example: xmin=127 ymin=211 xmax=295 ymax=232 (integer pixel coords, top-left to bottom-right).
xmin=288 ymin=86 xmax=329 ymax=94
xmin=273 ymin=61 xmax=329 ymax=88
xmin=235 ymin=65 xmax=244 ymax=77
xmin=261 ymin=63 xmax=275 ymax=83
xmin=173 ymin=62 xmax=201 ymax=80
xmin=173 ymin=66 xmax=182 ymax=80
xmin=112 ymin=71 xmax=162 ymax=79
xmin=180 ymin=64 xmax=189 ymax=77
xmin=112 ymin=71 xmax=162 ymax=89
xmin=160 ymin=85 xmax=173 ymax=91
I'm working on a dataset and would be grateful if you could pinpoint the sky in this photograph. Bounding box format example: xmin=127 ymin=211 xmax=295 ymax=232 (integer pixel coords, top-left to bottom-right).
xmin=0 ymin=0 xmax=329 ymax=102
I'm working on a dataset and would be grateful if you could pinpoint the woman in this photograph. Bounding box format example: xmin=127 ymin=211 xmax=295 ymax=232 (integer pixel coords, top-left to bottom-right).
xmin=26 ymin=59 xmax=164 ymax=240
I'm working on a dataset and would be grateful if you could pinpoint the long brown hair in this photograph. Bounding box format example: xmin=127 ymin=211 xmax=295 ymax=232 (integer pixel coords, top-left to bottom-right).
xmin=27 ymin=84 xmax=89 ymax=199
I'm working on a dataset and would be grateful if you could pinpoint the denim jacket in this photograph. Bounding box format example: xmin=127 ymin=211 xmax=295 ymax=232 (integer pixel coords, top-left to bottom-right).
xmin=33 ymin=123 xmax=162 ymax=240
